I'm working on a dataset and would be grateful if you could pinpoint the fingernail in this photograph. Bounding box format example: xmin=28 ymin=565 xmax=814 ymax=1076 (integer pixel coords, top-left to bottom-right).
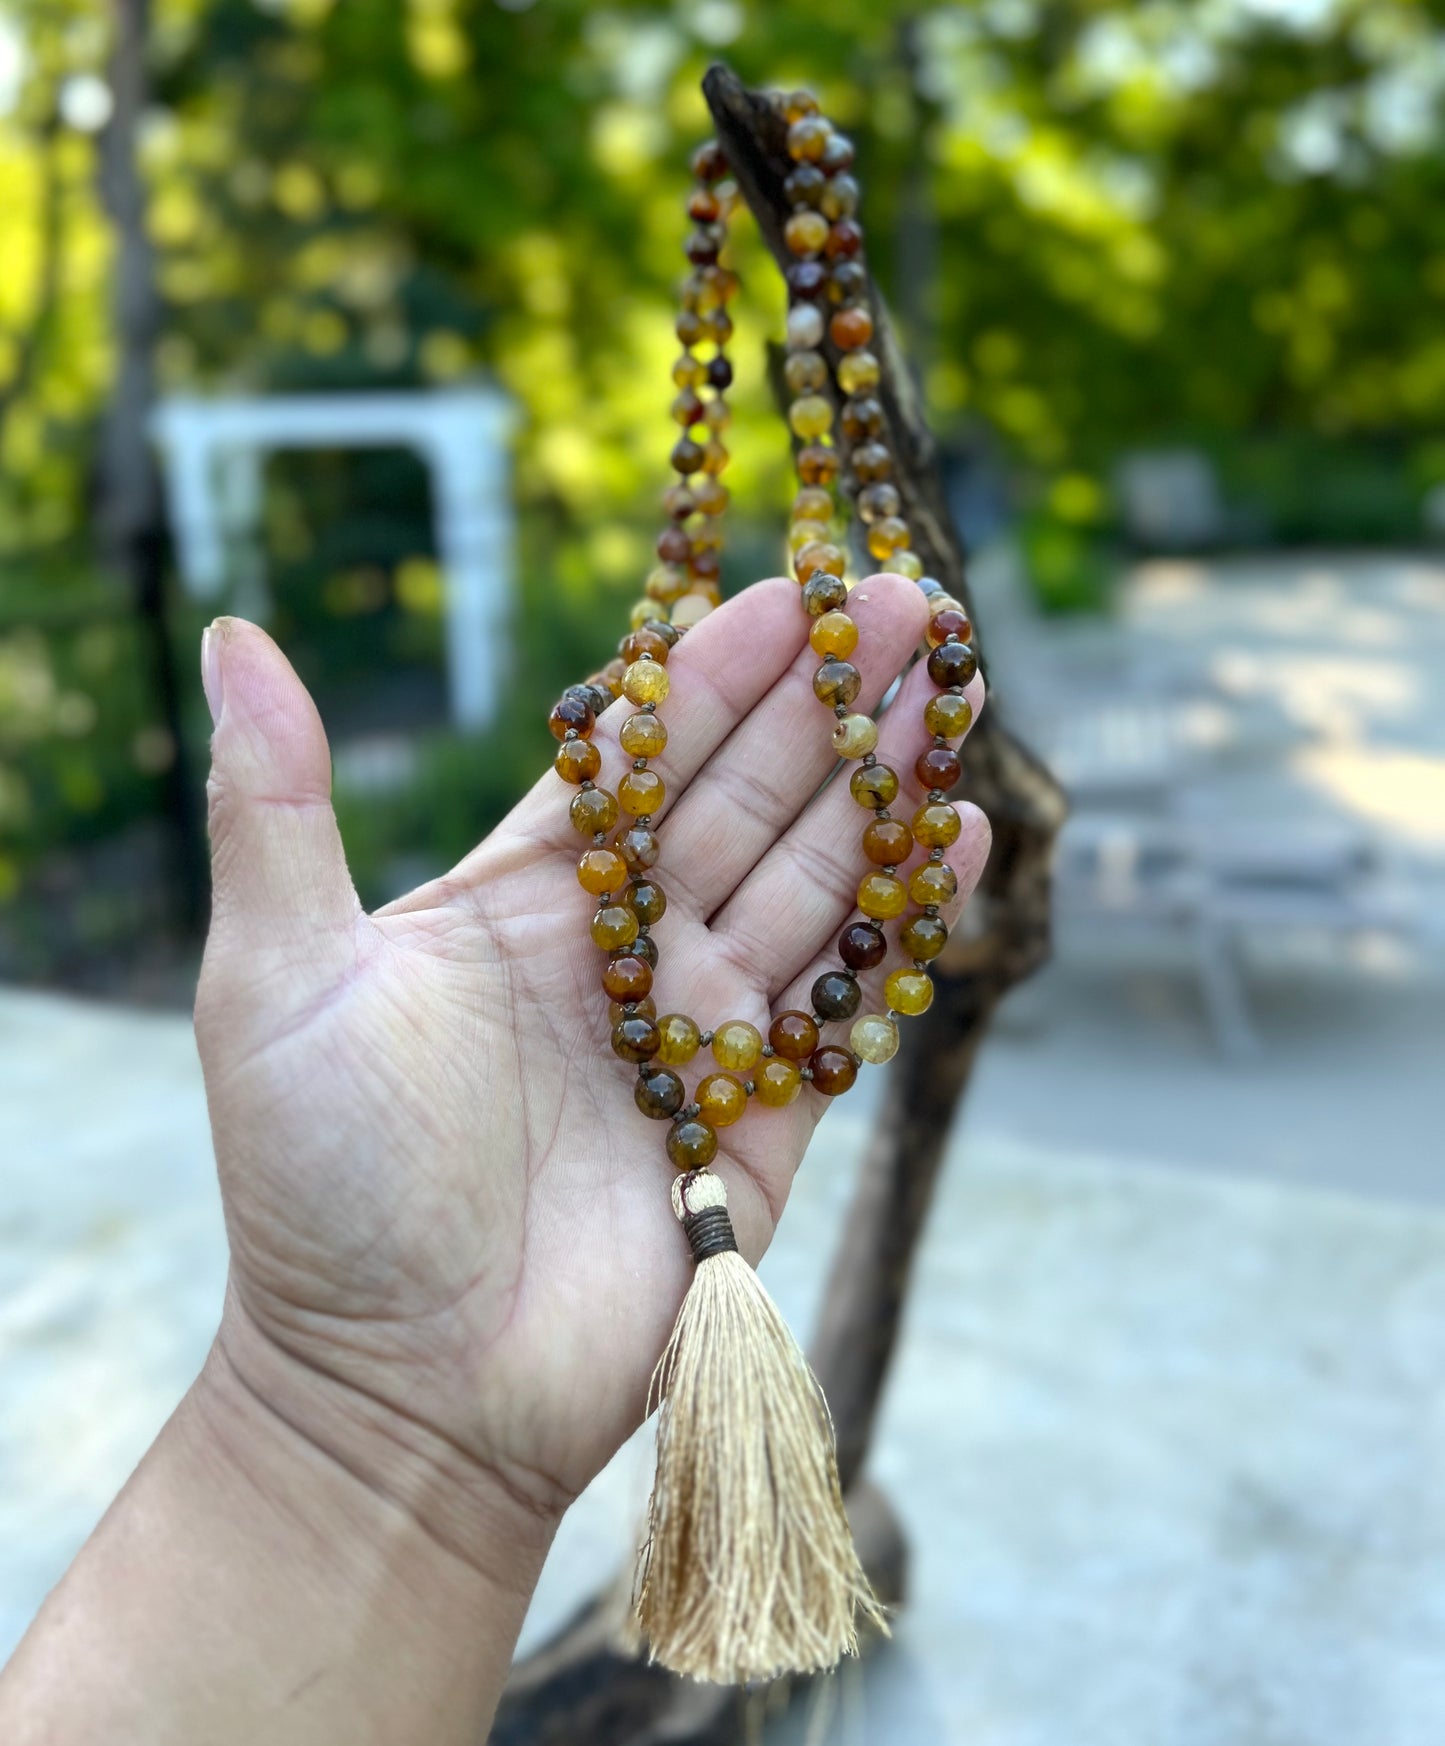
xmin=201 ymin=621 xmax=224 ymax=724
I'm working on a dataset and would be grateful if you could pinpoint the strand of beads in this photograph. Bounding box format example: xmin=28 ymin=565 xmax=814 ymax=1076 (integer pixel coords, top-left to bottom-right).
xmin=547 ymin=92 xmax=980 ymax=1183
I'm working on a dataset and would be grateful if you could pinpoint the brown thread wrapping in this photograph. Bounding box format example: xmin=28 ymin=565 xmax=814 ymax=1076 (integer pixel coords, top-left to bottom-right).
xmin=683 ymin=1204 xmax=738 ymax=1264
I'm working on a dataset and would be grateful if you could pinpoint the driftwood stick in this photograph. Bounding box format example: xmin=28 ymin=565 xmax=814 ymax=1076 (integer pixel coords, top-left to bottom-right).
xmin=494 ymin=64 xmax=1065 ymax=1743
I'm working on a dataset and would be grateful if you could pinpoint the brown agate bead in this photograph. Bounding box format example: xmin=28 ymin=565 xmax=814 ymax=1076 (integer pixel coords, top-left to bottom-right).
xmin=853 ymin=442 xmax=892 ymax=483
xmin=916 ymin=745 xmax=962 ymax=790
xmin=842 ymin=397 xmax=885 ymax=443
xmin=619 ymin=769 xmax=665 ymax=817
xmin=671 ymin=437 xmax=705 ymax=475
xmin=592 ymin=904 xmax=639 ymax=951
xmin=849 ymin=762 xmax=899 ymax=808
xmin=769 ymin=1010 xmax=820 ymax=1061
xmin=755 ymin=1058 xmax=802 ymax=1107
xmin=577 ymin=847 xmax=626 ymax=895
xmin=886 ymin=968 xmax=933 ymax=1015
xmin=926 ymin=609 xmax=973 ymax=648
xmin=617 ymin=825 xmax=660 ymax=872
xmin=795 ymin=540 xmax=845 ymax=580
xmin=862 ymin=818 xmax=912 ymax=865
xmin=635 ymin=1064 xmax=686 ymax=1120
xmin=909 ymin=862 xmax=958 ymax=906
xmin=838 ymin=920 xmax=887 ymax=970
xmin=570 ymin=787 xmax=618 ymax=836
xmin=609 ymin=995 xmax=656 ymax=1025
xmin=630 ymin=931 xmax=658 ymax=968
xmin=625 ymin=877 xmax=667 ymax=926
xmin=611 ymin=1014 xmax=661 ymax=1063
xmin=813 ymin=659 xmax=861 ymax=706
xmin=926 ymin=641 xmax=978 ymax=687
xmin=548 ymin=695 xmax=593 ymax=740
xmin=657 ymin=1013 xmax=701 ymax=1065
xmin=802 ymin=574 xmax=848 ymax=616
xmin=668 ymin=1118 xmax=720 ymax=1170
xmin=901 ymin=915 xmax=949 ymax=961
xmin=825 ymin=218 xmax=863 ymax=258
xmin=858 ymin=872 xmax=907 ymax=919
xmin=785 ymin=211 xmax=830 ymax=255
xmin=913 ymin=802 xmax=962 ymax=849
xmin=810 ymin=611 xmax=857 ymax=657
xmin=696 ymin=1074 xmax=747 ymax=1128
xmin=712 ymin=1020 xmax=763 ymax=1072
xmin=620 ymin=713 xmax=667 ymax=758
xmin=830 ymin=306 xmax=873 ymax=349
xmin=829 ymin=260 xmax=867 ymax=304
xmin=601 ymin=953 xmax=652 ymax=1002
xmin=787 ymin=116 xmax=832 ymax=162
xmin=797 ymin=443 xmax=839 ymax=485
xmin=784 ymin=163 xmax=826 ymax=206
xmin=856 ymin=480 xmax=899 ymax=522
xmin=621 ymin=627 xmax=671 ymax=665
xmin=812 ymin=971 xmax=861 ymax=1022
xmin=554 ymin=740 xmax=601 ymax=784
xmin=809 ymin=1046 xmax=858 ymax=1096
xmin=924 ymin=692 xmax=973 ymax=739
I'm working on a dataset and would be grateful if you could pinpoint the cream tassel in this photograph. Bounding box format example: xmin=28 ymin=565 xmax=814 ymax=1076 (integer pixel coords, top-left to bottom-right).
xmin=633 ymin=1168 xmax=887 ymax=1684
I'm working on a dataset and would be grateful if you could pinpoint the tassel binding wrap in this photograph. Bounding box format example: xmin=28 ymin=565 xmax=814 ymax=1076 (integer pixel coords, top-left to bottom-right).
xmin=633 ymin=1169 xmax=887 ymax=1684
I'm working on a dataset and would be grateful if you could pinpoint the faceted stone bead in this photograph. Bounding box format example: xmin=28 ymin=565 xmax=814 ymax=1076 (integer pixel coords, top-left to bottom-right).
xmin=619 ymin=770 xmax=665 ymax=817
xmin=667 ymin=1117 xmax=720 ymax=1170
xmin=788 ymin=395 xmax=834 ymax=440
xmin=850 ymin=1013 xmax=899 ymax=1065
xmin=656 ymin=1013 xmax=701 ymax=1066
xmin=826 ymin=218 xmax=864 ymax=258
xmin=813 ymin=659 xmax=861 ymax=707
xmin=769 ymin=1010 xmax=820 ymax=1061
xmin=622 ymin=660 xmax=670 ymax=706
xmin=856 ymin=481 xmax=900 ymax=522
xmin=609 ymin=995 xmax=656 ymax=1025
xmin=755 ymin=1058 xmax=802 ymax=1108
xmin=838 ymin=920 xmax=887 ymax=970
xmin=549 ymin=695 xmax=594 ymax=741
xmin=810 ymin=611 xmax=858 ymax=658
xmin=831 ymin=309 xmax=873 ymax=353
xmin=809 ymin=1045 xmax=858 ymax=1097
xmin=787 ymin=116 xmax=832 ymax=161
xmin=601 ymin=955 xmax=652 ymax=1004
xmin=554 ymin=740 xmax=601 ymax=784
xmin=913 ymin=802 xmax=962 ymax=848
xmin=592 ymin=905 xmax=639 ymax=951
xmin=858 ymin=872 xmax=907 ymax=920
xmin=891 ymin=550 xmax=924 ymax=580
xmin=785 ymin=210 xmax=830 ymax=255
xmin=926 ymin=608 xmax=973 ymax=649
xmin=570 ymin=786 xmax=619 ymax=836
xmin=837 ymin=350 xmax=880 ymax=394
xmin=621 ymin=628 xmax=671 ymax=665
xmin=793 ymin=484 xmax=834 ymax=521
xmin=803 ymin=574 xmax=849 ymax=616
xmin=577 ymin=847 xmax=626 ymax=895
xmin=796 ymin=540 xmax=846 ymax=580
xmin=833 ymin=714 xmax=879 ymax=759
xmin=866 ymin=515 xmax=911 ymax=560
xmin=635 ymin=1064 xmax=686 ymax=1120
xmin=924 ymin=692 xmax=973 ymax=739
xmin=863 ymin=818 xmax=912 ymax=865
xmin=850 ymin=762 xmax=899 ymax=808
xmin=625 ymin=877 xmax=667 ymax=926
xmin=886 ymin=968 xmax=934 ymax=1015
xmin=797 ymin=443 xmax=839 ymax=485
xmin=620 ymin=713 xmax=668 ymax=758
xmin=812 ymin=971 xmax=861 ymax=1022
xmin=915 ymin=745 xmax=962 ymax=790
xmin=909 ymin=861 xmax=958 ymax=906
xmin=611 ymin=1015 xmax=661 ymax=1063
xmin=712 ymin=1020 xmax=763 ymax=1072
xmin=696 ymin=1075 xmax=747 ymax=1129
xmin=901 ymin=915 xmax=949 ymax=961
xmin=925 ymin=642 xmax=978 ymax=688
xmin=784 ymin=351 xmax=829 ymax=394
xmin=617 ymin=825 xmax=660 ymax=873
xmin=853 ymin=442 xmax=893 ymax=483
xmin=786 ymin=303 xmax=825 ymax=348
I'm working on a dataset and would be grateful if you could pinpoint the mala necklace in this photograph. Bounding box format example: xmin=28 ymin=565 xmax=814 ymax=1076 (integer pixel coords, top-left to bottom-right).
xmin=546 ymin=91 xmax=976 ymax=1685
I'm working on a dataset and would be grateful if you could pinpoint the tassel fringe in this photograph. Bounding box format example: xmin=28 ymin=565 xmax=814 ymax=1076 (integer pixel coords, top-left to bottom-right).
xmin=633 ymin=1170 xmax=887 ymax=1684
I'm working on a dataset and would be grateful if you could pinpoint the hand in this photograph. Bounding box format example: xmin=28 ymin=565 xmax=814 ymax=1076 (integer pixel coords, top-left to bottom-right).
xmin=197 ymin=571 xmax=989 ymax=1572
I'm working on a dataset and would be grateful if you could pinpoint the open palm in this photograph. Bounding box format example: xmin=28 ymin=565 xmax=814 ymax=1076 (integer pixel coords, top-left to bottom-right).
xmin=196 ymin=572 xmax=987 ymax=1553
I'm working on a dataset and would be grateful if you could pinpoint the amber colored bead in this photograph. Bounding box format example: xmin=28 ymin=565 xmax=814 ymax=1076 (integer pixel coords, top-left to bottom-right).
xmin=836 ymin=349 xmax=879 ymax=395
xmin=838 ymin=920 xmax=887 ymax=970
xmin=886 ymin=968 xmax=934 ymax=1015
xmin=813 ymin=658 xmax=861 ymax=707
xmin=785 ymin=210 xmax=830 ymax=255
xmin=621 ymin=660 xmax=670 ymax=706
xmin=675 ymin=309 xmax=704 ymax=346
xmin=891 ymin=550 xmax=924 ymax=580
xmin=788 ymin=517 xmax=832 ymax=554
xmin=793 ymin=484 xmax=834 ymax=522
xmin=863 ymin=818 xmax=912 ymax=865
xmin=577 ymin=847 xmax=626 ymax=895
xmin=787 ymin=115 xmax=832 ymax=162
xmin=548 ymin=695 xmax=593 ymax=741
xmin=621 ymin=628 xmax=671 ymax=666
xmin=833 ymin=714 xmax=879 ymax=759
xmin=667 ymin=1117 xmax=720 ymax=1169
xmin=826 ymin=218 xmax=864 ymax=258
xmin=635 ymin=1064 xmax=686 ymax=1120
xmin=853 ymin=442 xmax=892 ymax=483
xmin=797 ymin=443 xmax=839 ymax=485
xmin=821 ymin=174 xmax=860 ymax=220
xmin=926 ymin=642 xmax=978 ymax=688
xmin=554 ymin=740 xmax=601 ymax=784
xmin=784 ymin=350 xmax=829 ymax=394
xmin=703 ymin=397 xmax=731 ymax=432
xmin=701 ymin=439 xmax=729 ymax=475
xmin=693 ymin=475 xmax=729 ymax=515
xmin=850 ymin=762 xmax=899 ymax=808
xmin=625 ymin=877 xmax=667 ymax=926
xmin=924 ymin=692 xmax=973 ymax=739
xmin=612 ymin=1014 xmax=661 ymax=1063
xmin=685 ymin=227 xmax=722 ymax=267
xmin=712 ymin=1020 xmax=763 ymax=1072
xmin=913 ymin=802 xmax=962 ymax=848
xmin=609 ymin=994 xmax=656 ymax=1026
xmin=810 ymin=611 xmax=858 ymax=658
xmin=593 ymin=903 xmax=641 ymax=951
xmin=691 ymin=138 xmax=727 ymax=180
xmin=856 ymin=481 xmax=900 ymax=523
xmin=829 ymin=306 xmax=874 ymax=350
xmin=916 ymin=745 xmax=962 ymax=790
xmin=617 ymin=826 xmax=660 ymax=873
xmin=769 ymin=1010 xmax=820 ymax=1061
xmin=688 ymin=186 xmax=720 ymax=222
xmin=619 ymin=769 xmax=665 ymax=818
xmin=858 ymin=871 xmax=907 ymax=919
xmin=570 ymin=786 xmax=618 ymax=836
xmin=696 ymin=1075 xmax=747 ymax=1129
xmin=812 ymin=971 xmax=861 ymax=1022
xmin=646 ymin=563 xmax=689 ymax=603
xmin=866 ymin=515 xmax=910 ymax=560
xmin=602 ymin=966 xmax=654 ymax=1023
xmin=671 ymin=389 xmax=704 ymax=429
xmin=784 ymin=164 xmax=826 ymax=208
xmin=795 ymin=540 xmax=846 ymax=581
xmin=789 ymin=395 xmax=834 ymax=440
xmin=901 ymin=915 xmax=949 ymax=961
xmin=656 ymin=1013 xmax=701 ymax=1066
xmin=671 ymin=438 xmax=705 ymax=475
xmin=803 ymin=574 xmax=848 ymax=616
xmin=909 ymin=861 xmax=958 ymax=907
xmin=784 ymin=88 xmax=820 ymax=121
xmin=809 ymin=1045 xmax=858 ymax=1097
xmin=926 ymin=608 xmax=973 ymax=648
xmin=830 ymin=259 xmax=868 ymax=304
xmin=850 ymin=1013 xmax=899 ymax=1065
xmin=841 ymin=396 xmax=884 ymax=443
xmin=619 ymin=714 xmax=667 ymax=759
xmin=755 ymin=1058 xmax=802 ymax=1108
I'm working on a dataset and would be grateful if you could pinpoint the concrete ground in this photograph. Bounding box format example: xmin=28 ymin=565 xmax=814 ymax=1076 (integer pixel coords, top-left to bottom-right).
xmin=2 ymin=551 xmax=1443 ymax=1740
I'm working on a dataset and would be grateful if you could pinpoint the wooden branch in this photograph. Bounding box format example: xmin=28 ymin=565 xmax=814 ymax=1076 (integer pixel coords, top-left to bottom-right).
xmin=496 ymin=63 xmax=1066 ymax=1742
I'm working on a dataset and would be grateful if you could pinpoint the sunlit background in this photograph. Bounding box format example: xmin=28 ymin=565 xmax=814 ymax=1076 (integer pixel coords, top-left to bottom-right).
xmin=3 ymin=1 xmax=1444 ymax=1740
